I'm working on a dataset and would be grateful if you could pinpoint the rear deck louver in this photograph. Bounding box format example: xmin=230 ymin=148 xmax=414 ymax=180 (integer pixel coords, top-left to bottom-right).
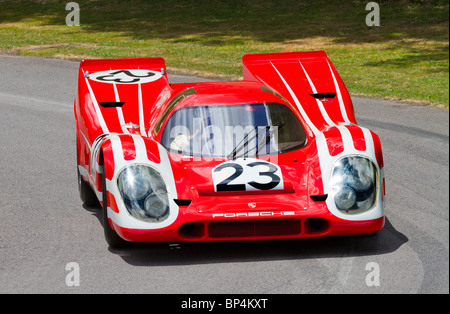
xmin=310 ymin=93 xmax=336 ymax=101
xmin=99 ymin=102 xmax=125 ymax=108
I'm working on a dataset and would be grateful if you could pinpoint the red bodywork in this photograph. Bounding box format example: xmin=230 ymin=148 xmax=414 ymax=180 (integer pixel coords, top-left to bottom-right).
xmin=74 ymin=51 xmax=385 ymax=244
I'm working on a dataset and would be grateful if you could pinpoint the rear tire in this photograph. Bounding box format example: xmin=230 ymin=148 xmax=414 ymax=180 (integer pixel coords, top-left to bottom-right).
xmin=102 ymin=166 xmax=129 ymax=249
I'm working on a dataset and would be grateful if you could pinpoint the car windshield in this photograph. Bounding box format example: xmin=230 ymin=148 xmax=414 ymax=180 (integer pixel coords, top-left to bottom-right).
xmin=160 ymin=102 xmax=307 ymax=158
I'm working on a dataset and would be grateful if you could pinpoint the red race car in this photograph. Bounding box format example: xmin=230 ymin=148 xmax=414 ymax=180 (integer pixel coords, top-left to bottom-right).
xmin=74 ymin=51 xmax=385 ymax=248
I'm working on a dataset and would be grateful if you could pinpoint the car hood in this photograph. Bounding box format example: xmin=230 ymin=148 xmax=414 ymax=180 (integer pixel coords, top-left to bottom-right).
xmin=168 ymin=151 xmax=311 ymax=214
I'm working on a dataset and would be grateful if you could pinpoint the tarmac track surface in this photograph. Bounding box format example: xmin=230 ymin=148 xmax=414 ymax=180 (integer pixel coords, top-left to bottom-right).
xmin=0 ymin=55 xmax=448 ymax=294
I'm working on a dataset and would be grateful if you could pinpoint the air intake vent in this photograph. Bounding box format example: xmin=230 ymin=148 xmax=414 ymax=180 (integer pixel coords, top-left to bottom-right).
xmin=99 ymin=102 xmax=125 ymax=108
xmin=174 ymin=199 xmax=192 ymax=206
xmin=310 ymin=93 xmax=336 ymax=101
xmin=310 ymin=194 xmax=328 ymax=202
xmin=209 ymin=219 xmax=301 ymax=238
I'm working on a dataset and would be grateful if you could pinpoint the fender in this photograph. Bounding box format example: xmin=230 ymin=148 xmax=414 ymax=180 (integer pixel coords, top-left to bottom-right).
xmin=243 ymin=50 xmax=357 ymax=134
xmin=316 ymin=126 xmax=384 ymax=221
xmin=81 ymin=133 xmax=164 ymax=202
xmin=244 ymin=51 xmax=384 ymax=221
xmin=97 ymin=133 xmax=181 ymax=230
xmin=77 ymin=57 xmax=171 ymax=145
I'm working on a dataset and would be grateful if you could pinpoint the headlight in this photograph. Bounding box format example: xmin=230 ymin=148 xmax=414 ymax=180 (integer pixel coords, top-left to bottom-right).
xmin=330 ymin=156 xmax=378 ymax=214
xmin=332 ymin=185 xmax=357 ymax=211
xmin=117 ymin=165 xmax=170 ymax=222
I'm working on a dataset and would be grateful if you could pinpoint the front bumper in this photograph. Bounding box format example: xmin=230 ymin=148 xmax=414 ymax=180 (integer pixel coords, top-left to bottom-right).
xmin=109 ymin=202 xmax=385 ymax=243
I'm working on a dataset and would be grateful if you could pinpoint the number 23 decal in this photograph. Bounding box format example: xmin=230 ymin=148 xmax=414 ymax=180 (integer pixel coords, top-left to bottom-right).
xmin=212 ymin=159 xmax=284 ymax=192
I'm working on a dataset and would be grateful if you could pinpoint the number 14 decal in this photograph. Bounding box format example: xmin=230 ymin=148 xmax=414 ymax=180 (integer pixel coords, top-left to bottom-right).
xmin=212 ymin=159 xmax=284 ymax=192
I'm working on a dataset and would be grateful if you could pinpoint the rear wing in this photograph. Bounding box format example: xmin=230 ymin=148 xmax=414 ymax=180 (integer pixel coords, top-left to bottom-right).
xmin=80 ymin=57 xmax=166 ymax=75
xmin=243 ymin=51 xmax=327 ymax=85
xmin=243 ymin=51 xmax=357 ymax=134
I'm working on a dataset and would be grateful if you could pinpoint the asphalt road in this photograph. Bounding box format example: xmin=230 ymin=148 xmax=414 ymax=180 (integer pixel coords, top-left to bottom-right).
xmin=0 ymin=55 xmax=448 ymax=294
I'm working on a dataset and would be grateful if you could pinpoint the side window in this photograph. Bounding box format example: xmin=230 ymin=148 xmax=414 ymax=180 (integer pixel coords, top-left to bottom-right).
xmin=154 ymin=88 xmax=197 ymax=135
xmin=260 ymin=86 xmax=291 ymax=108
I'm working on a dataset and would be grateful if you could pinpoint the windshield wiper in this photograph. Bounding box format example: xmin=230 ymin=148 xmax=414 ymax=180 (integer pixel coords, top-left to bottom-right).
xmin=255 ymin=121 xmax=284 ymax=157
xmin=227 ymin=122 xmax=284 ymax=160
xmin=227 ymin=126 xmax=261 ymax=161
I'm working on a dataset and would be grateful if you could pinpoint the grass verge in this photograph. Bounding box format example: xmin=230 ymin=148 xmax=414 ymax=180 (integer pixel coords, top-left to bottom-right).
xmin=0 ymin=0 xmax=448 ymax=107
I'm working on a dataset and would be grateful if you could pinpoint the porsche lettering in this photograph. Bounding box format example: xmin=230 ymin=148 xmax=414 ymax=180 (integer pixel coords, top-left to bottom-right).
xmin=212 ymin=211 xmax=295 ymax=218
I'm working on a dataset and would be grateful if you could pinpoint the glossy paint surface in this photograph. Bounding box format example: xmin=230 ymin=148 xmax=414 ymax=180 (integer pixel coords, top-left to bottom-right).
xmin=74 ymin=51 xmax=385 ymax=243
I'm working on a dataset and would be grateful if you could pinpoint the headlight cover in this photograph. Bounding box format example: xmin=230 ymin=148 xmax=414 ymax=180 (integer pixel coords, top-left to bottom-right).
xmin=117 ymin=165 xmax=170 ymax=222
xmin=330 ymin=156 xmax=378 ymax=214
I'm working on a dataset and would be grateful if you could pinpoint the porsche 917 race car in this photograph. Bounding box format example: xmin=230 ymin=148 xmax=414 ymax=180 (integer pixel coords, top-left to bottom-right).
xmin=74 ymin=51 xmax=385 ymax=248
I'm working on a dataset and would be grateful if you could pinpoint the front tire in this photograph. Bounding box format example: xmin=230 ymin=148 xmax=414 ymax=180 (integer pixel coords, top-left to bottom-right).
xmin=78 ymin=167 xmax=100 ymax=207
xmin=102 ymin=166 xmax=129 ymax=249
